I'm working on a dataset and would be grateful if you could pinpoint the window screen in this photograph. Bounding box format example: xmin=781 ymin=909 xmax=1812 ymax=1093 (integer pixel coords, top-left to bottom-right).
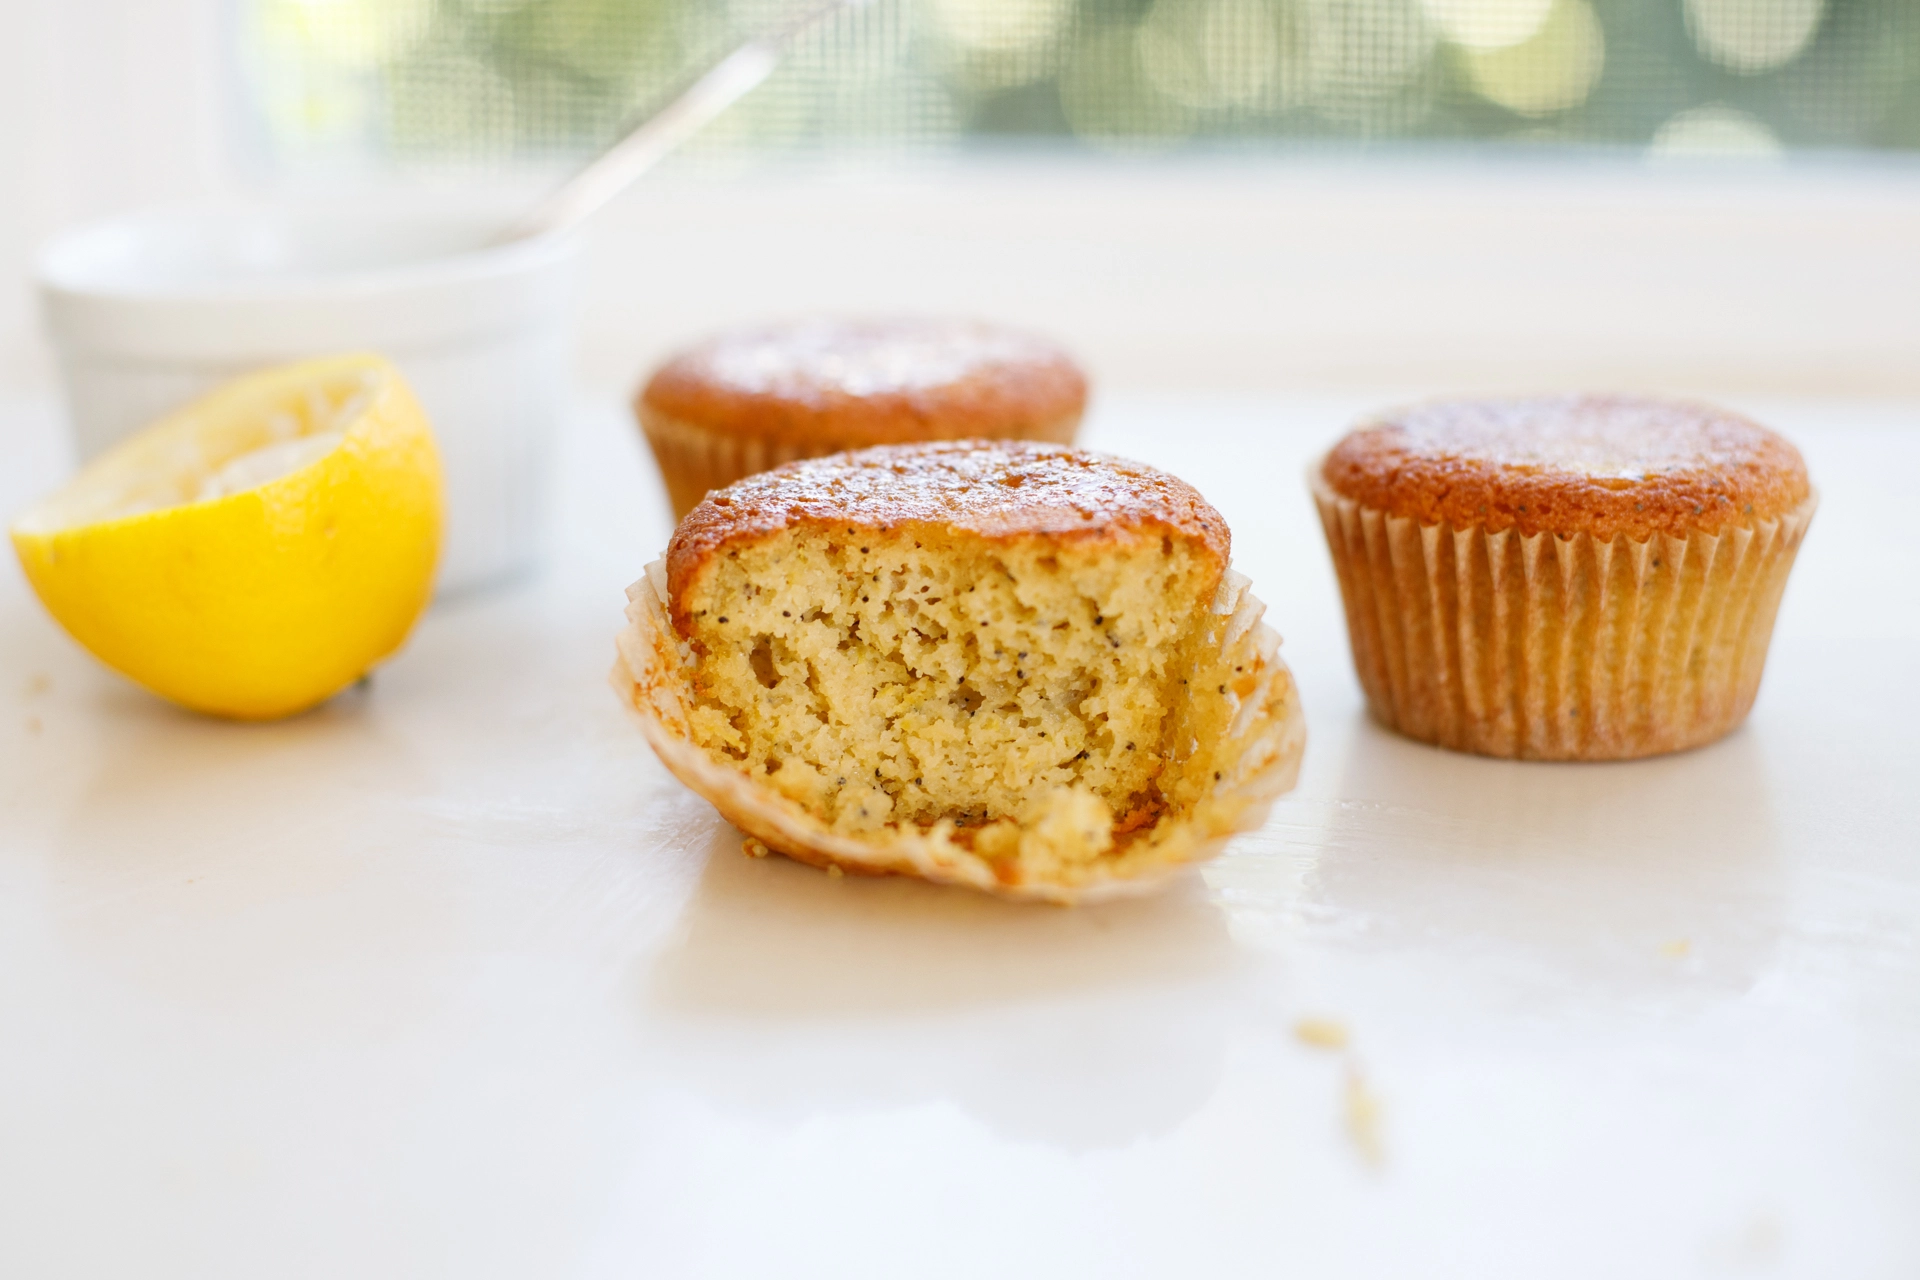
xmin=239 ymin=0 xmax=1920 ymax=165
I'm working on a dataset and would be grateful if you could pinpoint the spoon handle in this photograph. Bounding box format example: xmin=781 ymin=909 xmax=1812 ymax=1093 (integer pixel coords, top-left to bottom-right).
xmin=499 ymin=0 xmax=865 ymax=244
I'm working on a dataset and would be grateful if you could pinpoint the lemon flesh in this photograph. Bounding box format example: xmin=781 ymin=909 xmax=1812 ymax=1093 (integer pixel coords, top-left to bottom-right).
xmin=11 ymin=354 xmax=444 ymax=720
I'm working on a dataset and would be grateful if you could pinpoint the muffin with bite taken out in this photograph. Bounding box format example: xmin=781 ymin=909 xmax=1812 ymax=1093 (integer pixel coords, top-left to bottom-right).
xmin=614 ymin=439 xmax=1305 ymax=902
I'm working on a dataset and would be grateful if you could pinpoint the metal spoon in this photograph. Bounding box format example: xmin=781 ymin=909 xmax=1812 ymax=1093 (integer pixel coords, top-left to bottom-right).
xmin=496 ymin=0 xmax=867 ymax=244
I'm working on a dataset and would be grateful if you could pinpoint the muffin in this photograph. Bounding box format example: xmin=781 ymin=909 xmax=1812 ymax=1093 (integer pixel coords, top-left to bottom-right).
xmin=635 ymin=318 xmax=1087 ymax=519
xmin=613 ymin=440 xmax=1305 ymax=903
xmin=1312 ymin=395 xmax=1816 ymax=760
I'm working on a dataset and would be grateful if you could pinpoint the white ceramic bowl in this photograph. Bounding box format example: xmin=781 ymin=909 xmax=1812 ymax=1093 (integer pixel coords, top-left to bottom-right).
xmin=37 ymin=209 xmax=579 ymax=594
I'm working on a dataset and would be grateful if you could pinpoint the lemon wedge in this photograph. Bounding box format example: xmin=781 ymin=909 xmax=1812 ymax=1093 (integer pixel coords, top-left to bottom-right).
xmin=11 ymin=353 xmax=443 ymax=720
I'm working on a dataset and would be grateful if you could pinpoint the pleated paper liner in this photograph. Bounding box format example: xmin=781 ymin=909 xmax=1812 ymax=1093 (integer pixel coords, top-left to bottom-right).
xmin=636 ymin=407 xmax=1083 ymax=522
xmin=611 ymin=559 xmax=1306 ymax=904
xmin=1311 ymin=471 xmax=1816 ymax=760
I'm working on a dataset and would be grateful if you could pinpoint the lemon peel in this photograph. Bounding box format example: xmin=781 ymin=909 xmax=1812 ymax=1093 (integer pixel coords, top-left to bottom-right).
xmin=11 ymin=353 xmax=443 ymax=720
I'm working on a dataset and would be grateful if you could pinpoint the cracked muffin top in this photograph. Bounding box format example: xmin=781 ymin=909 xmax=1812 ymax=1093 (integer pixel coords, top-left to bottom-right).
xmin=667 ymin=438 xmax=1229 ymax=612
xmin=1320 ymin=395 xmax=1811 ymax=541
xmin=638 ymin=318 xmax=1087 ymax=448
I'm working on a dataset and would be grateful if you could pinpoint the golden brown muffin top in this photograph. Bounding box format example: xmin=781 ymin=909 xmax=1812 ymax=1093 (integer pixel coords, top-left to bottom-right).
xmin=1320 ymin=395 xmax=1811 ymax=541
xmin=667 ymin=440 xmax=1229 ymax=609
xmin=638 ymin=318 xmax=1087 ymax=446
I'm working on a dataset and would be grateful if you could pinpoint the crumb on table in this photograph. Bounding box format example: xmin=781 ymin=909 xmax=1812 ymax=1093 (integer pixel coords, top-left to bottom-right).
xmin=1344 ymin=1065 xmax=1385 ymax=1168
xmin=1294 ymin=1016 xmax=1350 ymax=1050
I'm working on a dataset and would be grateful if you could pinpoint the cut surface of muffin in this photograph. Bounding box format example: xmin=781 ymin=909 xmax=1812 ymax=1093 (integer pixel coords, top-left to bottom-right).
xmin=615 ymin=441 xmax=1304 ymax=901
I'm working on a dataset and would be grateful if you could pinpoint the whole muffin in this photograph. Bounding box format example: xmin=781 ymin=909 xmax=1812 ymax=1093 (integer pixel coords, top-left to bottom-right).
xmin=635 ymin=318 xmax=1088 ymax=520
xmin=613 ymin=440 xmax=1305 ymax=902
xmin=1312 ymin=395 xmax=1816 ymax=760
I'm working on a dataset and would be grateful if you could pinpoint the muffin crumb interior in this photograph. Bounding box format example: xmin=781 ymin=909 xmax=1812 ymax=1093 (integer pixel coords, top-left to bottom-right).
xmin=677 ymin=524 xmax=1219 ymax=883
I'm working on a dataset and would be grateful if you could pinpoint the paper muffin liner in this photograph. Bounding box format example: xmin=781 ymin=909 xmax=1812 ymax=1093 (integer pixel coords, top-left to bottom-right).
xmin=611 ymin=559 xmax=1305 ymax=904
xmin=1311 ymin=471 xmax=1817 ymax=760
xmin=637 ymin=407 xmax=1084 ymax=521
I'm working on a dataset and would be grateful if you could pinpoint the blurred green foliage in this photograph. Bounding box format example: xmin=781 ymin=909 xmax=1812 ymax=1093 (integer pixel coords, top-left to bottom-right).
xmin=241 ymin=0 xmax=1920 ymax=161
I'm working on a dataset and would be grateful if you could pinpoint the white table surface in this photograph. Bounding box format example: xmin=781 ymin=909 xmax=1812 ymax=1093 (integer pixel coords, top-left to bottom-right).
xmin=2 ymin=388 xmax=1916 ymax=1279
